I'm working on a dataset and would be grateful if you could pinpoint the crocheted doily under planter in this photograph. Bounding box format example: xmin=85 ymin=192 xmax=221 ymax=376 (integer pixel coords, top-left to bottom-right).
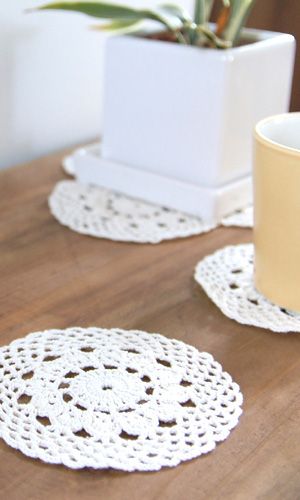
xmin=194 ymin=244 xmax=300 ymax=333
xmin=61 ymin=150 xmax=253 ymax=231
xmin=0 ymin=327 xmax=243 ymax=471
xmin=49 ymin=180 xmax=217 ymax=243
xmin=221 ymin=206 xmax=253 ymax=228
xmin=49 ymin=180 xmax=253 ymax=243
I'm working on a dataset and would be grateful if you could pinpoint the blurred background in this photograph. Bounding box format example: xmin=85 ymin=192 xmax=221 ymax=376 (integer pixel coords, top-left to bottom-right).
xmin=0 ymin=0 xmax=299 ymax=170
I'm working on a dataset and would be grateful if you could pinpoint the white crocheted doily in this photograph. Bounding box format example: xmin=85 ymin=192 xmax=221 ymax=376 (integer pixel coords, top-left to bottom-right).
xmin=62 ymin=155 xmax=75 ymax=176
xmin=221 ymin=207 xmax=253 ymax=228
xmin=0 ymin=327 xmax=243 ymax=471
xmin=61 ymin=151 xmax=253 ymax=231
xmin=49 ymin=181 xmax=216 ymax=244
xmin=194 ymin=244 xmax=300 ymax=333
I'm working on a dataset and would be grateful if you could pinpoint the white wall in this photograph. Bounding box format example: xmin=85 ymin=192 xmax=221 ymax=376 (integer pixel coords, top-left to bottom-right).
xmin=0 ymin=0 xmax=193 ymax=169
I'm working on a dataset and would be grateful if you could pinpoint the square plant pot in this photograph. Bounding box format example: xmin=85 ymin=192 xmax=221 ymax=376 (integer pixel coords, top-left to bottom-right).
xmin=75 ymin=28 xmax=295 ymax=222
xmin=102 ymin=28 xmax=295 ymax=186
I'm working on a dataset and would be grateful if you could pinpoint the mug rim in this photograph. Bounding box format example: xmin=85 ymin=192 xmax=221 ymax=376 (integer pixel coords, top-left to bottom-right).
xmin=255 ymin=112 xmax=300 ymax=157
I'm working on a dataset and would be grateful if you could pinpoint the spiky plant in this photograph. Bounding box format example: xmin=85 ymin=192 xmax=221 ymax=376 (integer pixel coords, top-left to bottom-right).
xmin=30 ymin=0 xmax=256 ymax=49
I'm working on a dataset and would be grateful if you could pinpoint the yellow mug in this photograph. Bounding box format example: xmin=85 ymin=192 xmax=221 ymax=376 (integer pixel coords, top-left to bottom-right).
xmin=254 ymin=112 xmax=300 ymax=312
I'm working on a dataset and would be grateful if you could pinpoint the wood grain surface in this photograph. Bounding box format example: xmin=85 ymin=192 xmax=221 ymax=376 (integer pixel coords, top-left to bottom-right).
xmin=0 ymin=151 xmax=300 ymax=500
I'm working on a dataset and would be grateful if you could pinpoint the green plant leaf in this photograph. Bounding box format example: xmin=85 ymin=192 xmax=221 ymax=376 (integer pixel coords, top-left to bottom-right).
xmin=193 ymin=0 xmax=205 ymax=24
xmin=205 ymin=0 xmax=215 ymax=20
xmin=32 ymin=2 xmax=182 ymax=32
xmin=33 ymin=2 xmax=142 ymax=18
xmin=197 ymin=24 xmax=232 ymax=48
xmin=159 ymin=3 xmax=191 ymax=23
xmin=194 ymin=0 xmax=216 ymax=24
xmin=219 ymin=0 xmax=256 ymax=44
xmin=92 ymin=18 xmax=141 ymax=32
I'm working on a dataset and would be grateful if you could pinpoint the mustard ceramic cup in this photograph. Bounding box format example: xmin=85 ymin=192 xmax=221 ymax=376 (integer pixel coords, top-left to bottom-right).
xmin=254 ymin=112 xmax=300 ymax=312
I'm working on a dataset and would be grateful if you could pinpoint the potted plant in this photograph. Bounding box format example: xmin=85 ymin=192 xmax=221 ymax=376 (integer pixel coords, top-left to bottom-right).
xmin=32 ymin=1 xmax=296 ymax=223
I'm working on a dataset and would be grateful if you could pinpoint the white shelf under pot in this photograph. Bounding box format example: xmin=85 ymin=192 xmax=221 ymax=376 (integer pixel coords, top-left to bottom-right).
xmin=70 ymin=142 xmax=252 ymax=225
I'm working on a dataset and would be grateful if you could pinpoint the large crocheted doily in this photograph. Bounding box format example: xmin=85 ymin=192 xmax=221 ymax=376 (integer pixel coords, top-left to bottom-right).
xmin=0 ymin=327 xmax=243 ymax=471
xmin=194 ymin=244 xmax=300 ymax=333
xmin=49 ymin=181 xmax=216 ymax=243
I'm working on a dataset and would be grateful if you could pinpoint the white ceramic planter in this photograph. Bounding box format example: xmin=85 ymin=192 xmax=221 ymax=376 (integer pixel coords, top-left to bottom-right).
xmin=102 ymin=28 xmax=295 ymax=187
xmin=74 ymin=28 xmax=296 ymax=223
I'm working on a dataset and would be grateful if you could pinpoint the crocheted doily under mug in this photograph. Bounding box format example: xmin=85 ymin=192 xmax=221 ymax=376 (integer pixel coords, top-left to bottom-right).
xmin=194 ymin=244 xmax=300 ymax=333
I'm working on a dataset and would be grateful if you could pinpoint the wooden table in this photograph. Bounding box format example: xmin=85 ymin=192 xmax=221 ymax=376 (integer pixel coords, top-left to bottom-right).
xmin=0 ymin=150 xmax=300 ymax=500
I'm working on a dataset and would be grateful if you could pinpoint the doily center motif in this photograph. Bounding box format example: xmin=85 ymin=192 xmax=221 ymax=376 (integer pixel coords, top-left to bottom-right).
xmin=0 ymin=327 xmax=243 ymax=471
xmin=194 ymin=243 xmax=300 ymax=333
